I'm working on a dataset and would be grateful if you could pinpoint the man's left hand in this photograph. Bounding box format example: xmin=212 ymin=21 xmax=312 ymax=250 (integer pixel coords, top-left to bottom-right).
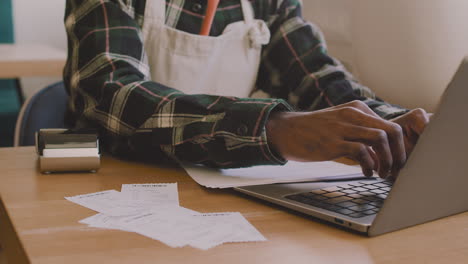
xmin=391 ymin=108 xmax=431 ymax=156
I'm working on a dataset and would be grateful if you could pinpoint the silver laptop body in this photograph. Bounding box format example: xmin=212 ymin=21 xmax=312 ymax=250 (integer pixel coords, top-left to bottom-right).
xmin=234 ymin=58 xmax=468 ymax=236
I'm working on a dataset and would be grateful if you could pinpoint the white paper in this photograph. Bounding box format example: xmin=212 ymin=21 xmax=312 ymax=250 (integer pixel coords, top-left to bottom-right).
xmin=43 ymin=148 xmax=99 ymax=157
xmin=70 ymin=185 xmax=267 ymax=250
xmin=79 ymin=213 xmax=132 ymax=232
xmin=115 ymin=210 xmax=266 ymax=250
xmin=188 ymin=212 xmax=267 ymax=250
xmin=66 ymin=190 xmax=166 ymax=216
xmin=115 ymin=207 xmax=201 ymax=248
xmin=183 ymin=161 xmax=365 ymax=188
xmin=121 ymin=183 xmax=179 ymax=205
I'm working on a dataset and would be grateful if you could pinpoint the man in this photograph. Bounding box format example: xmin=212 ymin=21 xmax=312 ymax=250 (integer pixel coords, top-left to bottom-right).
xmin=64 ymin=0 xmax=429 ymax=179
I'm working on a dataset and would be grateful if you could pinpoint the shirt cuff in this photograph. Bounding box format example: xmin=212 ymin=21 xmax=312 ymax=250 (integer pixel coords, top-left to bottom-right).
xmin=364 ymin=99 xmax=409 ymax=120
xmin=213 ymin=98 xmax=293 ymax=168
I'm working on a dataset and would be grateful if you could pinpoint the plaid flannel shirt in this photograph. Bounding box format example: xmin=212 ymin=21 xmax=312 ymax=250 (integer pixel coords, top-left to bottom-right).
xmin=63 ymin=0 xmax=407 ymax=168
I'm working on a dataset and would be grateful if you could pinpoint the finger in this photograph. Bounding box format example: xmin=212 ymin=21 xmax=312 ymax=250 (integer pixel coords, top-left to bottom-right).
xmin=369 ymin=147 xmax=379 ymax=172
xmin=331 ymin=100 xmax=381 ymax=119
xmin=397 ymin=109 xmax=430 ymax=156
xmin=341 ymin=142 xmax=375 ymax=177
xmin=343 ymin=126 xmax=394 ymax=178
xmin=408 ymin=108 xmax=430 ymax=135
xmin=339 ymin=109 xmax=406 ymax=177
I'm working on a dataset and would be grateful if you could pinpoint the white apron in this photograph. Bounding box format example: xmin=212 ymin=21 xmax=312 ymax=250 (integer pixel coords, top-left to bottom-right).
xmin=142 ymin=0 xmax=270 ymax=97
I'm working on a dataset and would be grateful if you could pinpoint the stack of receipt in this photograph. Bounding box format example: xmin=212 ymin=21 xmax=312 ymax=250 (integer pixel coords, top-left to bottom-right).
xmin=65 ymin=183 xmax=266 ymax=250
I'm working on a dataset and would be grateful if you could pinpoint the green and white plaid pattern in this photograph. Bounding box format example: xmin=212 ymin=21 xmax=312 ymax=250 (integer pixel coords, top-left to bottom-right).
xmin=64 ymin=0 xmax=407 ymax=168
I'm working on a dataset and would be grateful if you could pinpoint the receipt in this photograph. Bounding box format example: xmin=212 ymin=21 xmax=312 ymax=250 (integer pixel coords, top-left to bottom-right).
xmin=115 ymin=207 xmax=199 ymax=248
xmin=115 ymin=210 xmax=266 ymax=250
xmin=66 ymin=190 xmax=163 ymax=216
xmin=69 ymin=184 xmax=267 ymax=250
xmin=188 ymin=212 xmax=267 ymax=250
xmin=121 ymin=183 xmax=179 ymax=205
xmin=79 ymin=213 xmax=132 ymax=232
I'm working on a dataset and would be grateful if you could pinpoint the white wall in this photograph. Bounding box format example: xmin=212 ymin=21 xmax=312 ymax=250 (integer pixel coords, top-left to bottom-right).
xmin=13 ymin=0 xmax=67 ymax=98
xmin=303 ymin=0 xmax=468 ymax=112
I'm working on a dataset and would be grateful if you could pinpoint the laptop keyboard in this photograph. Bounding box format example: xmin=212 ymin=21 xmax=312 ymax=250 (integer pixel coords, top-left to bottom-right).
xmin=284 ymin=180 xmax=393 ymax=218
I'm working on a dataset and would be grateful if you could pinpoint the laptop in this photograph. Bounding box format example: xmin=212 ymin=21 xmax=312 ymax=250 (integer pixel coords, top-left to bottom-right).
xmin=234 ymin=57 xmax=468 ymax=236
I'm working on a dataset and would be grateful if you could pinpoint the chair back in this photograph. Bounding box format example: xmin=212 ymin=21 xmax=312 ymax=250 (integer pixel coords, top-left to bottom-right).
xmin=14 ymin=82 xmax=68 ymax=146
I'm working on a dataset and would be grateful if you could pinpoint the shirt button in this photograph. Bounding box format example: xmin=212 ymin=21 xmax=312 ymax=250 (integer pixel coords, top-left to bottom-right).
xmin=192 ymin=3 xmax=203 ymax=13
xmin=237 ymin=125 xmax=249 ymax=136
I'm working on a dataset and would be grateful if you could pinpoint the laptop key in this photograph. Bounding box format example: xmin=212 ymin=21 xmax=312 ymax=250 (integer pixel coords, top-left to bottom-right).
xmin=351 ymin=198 xmax=368 ymax=204
xmin=323 ymin=192 xmax=345 ymax=198
xmin=362 ymin=185 xmax=378 ymax=190
xmin=353 ymin=187 xmax=368 ymax=192
xmin=341 ymin=189 xmax=358 ymax=194
xmin=323 ymin=205 xmax=342 ymax=211
xmin=310 ymin=189 xmax=327 ymax=195
xmin=337 ymin=201 xmax=357 ymax=208
xmin=381 ymin=187 xmax=391 ymax=192
xmin=349 ymin=205 xmax=365 ymax=212
xmin=363 ymin=209 xmax=377 ymax=215
xmin=361 ymin=204 xmax=377 ymax=211
xmin=374 ymin=183 xmax=389 ymax=188
xmin=377 ymin=194 xmax=388 ymax=199
xmin=349 ymin=182 xmax=366 ymax=187
xmin=347 ymin=194 xmax=365 ymax=199
xmin=362 ymin=196 xmax=381 ymax=202
xmin=322 ymin=186 xmax=343 ymax=192
xmin=371 ymin=189 xmax=387 ymax=194
xmin=349 ymin=204 xmax=376 ymax=212
xmin=337 ymin=208 xmax=354 ymax=215
xmin=349 ymin=212 xmax=366 ymax=218
xmin=361 ymin=192 xmax=375 ymax=196
xmin=369 ymin=201 xmax=384 ymax=208
xmin=336 ymin=184 xmax=353 ymax=189
xmin=326 ymin=196 xmax=352 ymax=204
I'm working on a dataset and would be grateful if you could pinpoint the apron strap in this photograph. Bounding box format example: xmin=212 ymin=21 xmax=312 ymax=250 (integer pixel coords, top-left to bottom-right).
xmin=240 ymin=0 xmax=254 ymax=24
xmin=152 ymin=0 xmax=253 ymax=27
xmin=240 ymin=0 xmax=270 ymax=49
xmin=152 ymin=0 xmax=167 ymax=23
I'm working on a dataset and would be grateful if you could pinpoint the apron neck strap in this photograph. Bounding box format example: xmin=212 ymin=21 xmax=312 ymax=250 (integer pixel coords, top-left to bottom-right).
xmin=240 ymin=0 xmax=254 ymax=24
xmin=154 ymin=0 xmax=166 ymax=23
xmin=152 ymin=0 xmax=254 ymax=26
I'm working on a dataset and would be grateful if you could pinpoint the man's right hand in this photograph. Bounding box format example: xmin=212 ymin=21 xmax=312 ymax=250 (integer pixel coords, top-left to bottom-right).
xmin=266 ymin=101 xmax=406 ymax=179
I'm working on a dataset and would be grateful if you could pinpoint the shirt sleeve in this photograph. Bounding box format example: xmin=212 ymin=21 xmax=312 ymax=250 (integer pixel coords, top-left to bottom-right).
xmin=254 ymin=0 xmax=408 ymax=120
xmin=63 ymin=0 xmax=292 ymax=168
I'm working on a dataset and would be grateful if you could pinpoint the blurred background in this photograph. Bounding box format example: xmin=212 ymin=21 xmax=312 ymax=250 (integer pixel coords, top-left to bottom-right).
xmin=304 ymin=0 xmax=468 ymax=112
xmin=1 ymin=0 xmax=468 ymax=147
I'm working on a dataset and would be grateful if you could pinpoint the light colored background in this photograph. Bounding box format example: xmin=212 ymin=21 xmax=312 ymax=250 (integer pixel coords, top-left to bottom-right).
xmin=303 ymin=0 xmax=468 ymax=112
xmin=13 ymin=0 xmax=468 ymax=112
xmin=13 ymin=0 xmax=66 ymax=100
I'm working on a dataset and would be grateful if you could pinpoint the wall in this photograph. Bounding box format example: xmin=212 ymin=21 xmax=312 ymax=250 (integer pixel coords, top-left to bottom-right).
xmin=303 ymin=0 xmax=468 ymax=112
xmin=13 ymin=0 xmax=67 ymax=98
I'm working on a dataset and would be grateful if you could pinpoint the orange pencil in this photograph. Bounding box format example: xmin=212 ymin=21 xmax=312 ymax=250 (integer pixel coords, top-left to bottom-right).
xmin=199 ymin=0 xmax=220 ymax=35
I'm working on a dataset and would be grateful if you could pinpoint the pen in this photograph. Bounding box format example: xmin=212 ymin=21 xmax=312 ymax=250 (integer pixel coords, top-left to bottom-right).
xmin=199 ymin=0 xmax=220 ymax=35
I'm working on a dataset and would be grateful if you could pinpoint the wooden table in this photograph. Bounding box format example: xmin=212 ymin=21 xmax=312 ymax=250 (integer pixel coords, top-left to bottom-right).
xmin=0 ymin=147 xmax=467 ymax=264
xmin=0 ymin=44 xmax=66 ymax=78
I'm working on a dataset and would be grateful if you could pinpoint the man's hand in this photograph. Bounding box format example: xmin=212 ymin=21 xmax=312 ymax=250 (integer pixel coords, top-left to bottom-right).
xmin=391 ymin=108 xmax=430 ymax=156
xmin=266 ymin=101 xmax=407 ymax=179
